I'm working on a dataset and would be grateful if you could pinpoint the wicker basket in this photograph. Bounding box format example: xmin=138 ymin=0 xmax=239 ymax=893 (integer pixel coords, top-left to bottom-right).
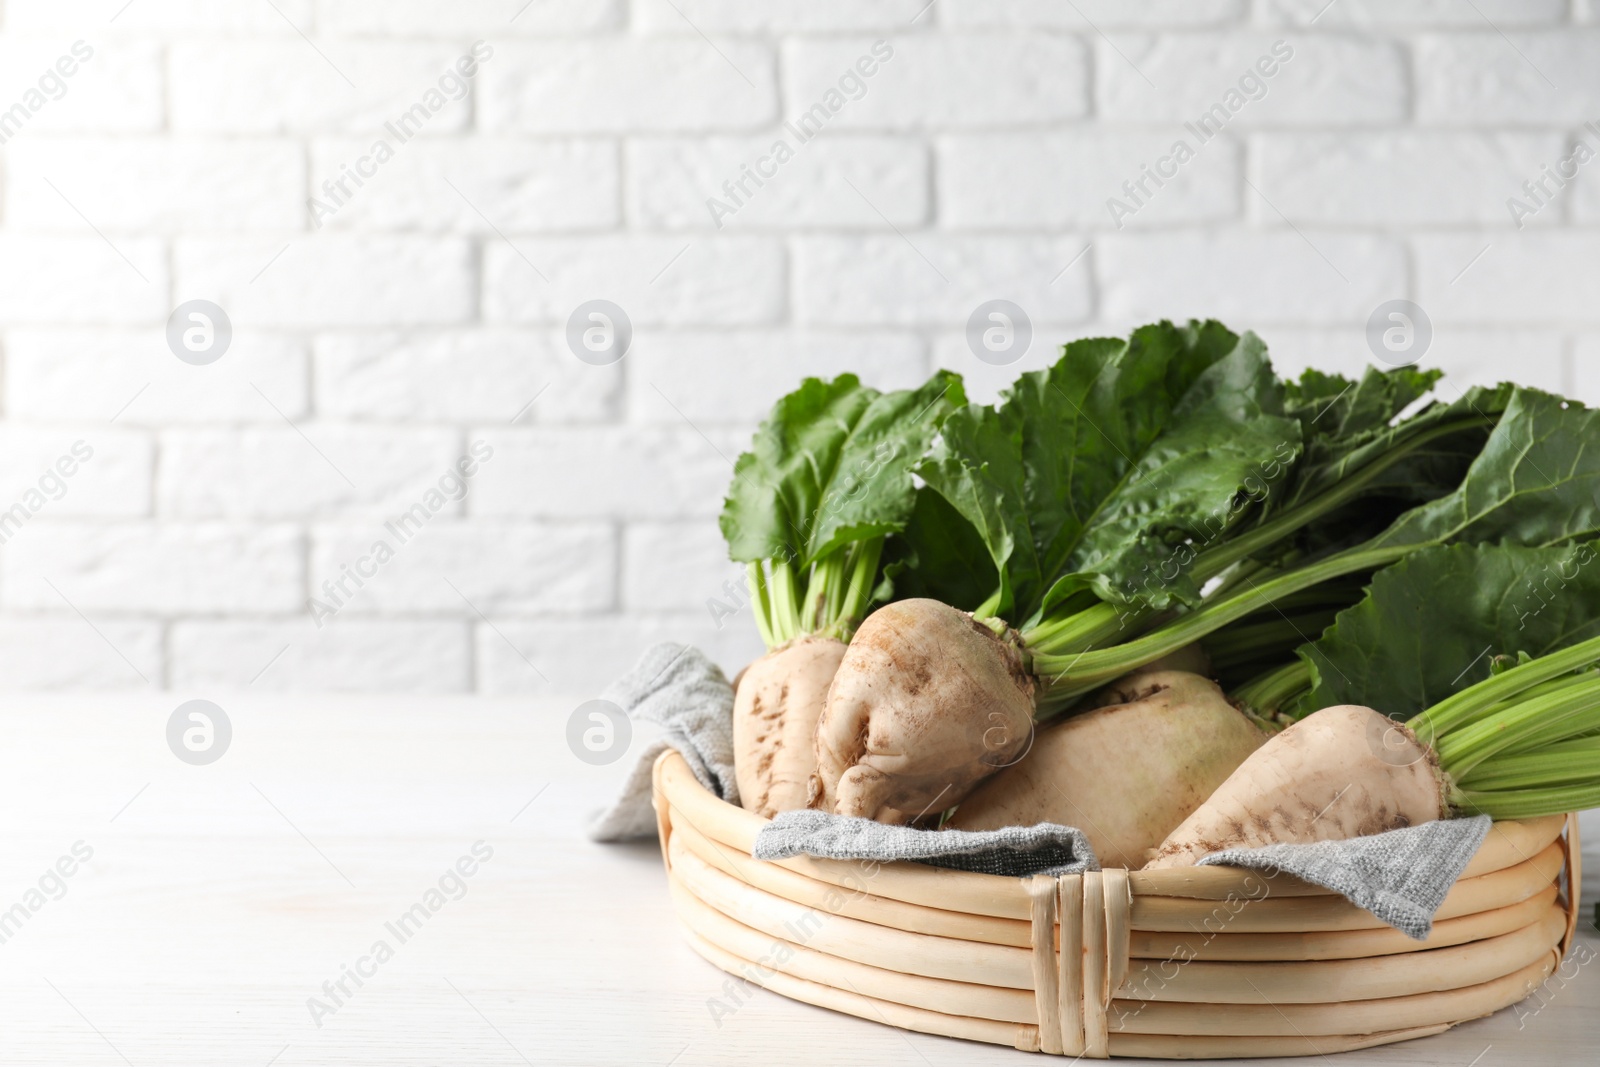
xmin=651 ymin=750 xmax=1584 ymax=1059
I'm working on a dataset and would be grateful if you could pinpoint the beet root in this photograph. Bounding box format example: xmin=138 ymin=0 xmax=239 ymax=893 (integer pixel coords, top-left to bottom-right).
xmin=1144 ymin=704 xmax=1448 ymax=869
xmin=811 ymin=598 xmax=1035 ymax=824
xmin=947 ymin=671 xmax=1265 ymax=869
xmin=732 ymin=635 xmax=847 ymax=819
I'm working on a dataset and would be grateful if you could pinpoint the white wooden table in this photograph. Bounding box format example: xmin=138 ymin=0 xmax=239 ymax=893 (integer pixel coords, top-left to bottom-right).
xmin=0 ymin=694 xmax=1593 ymax=1066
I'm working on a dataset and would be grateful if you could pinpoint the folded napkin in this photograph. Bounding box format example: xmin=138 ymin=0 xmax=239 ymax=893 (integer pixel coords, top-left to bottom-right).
xmin=1198 ymin=815 xmax=1493 ymax=940
xmin=586 ymin=643 xmax=739 ymax=842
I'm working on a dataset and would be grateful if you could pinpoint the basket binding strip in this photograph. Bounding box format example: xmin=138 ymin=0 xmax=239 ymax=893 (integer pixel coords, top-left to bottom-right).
xmin=1027 ymin=871 xmax=1131 ymax=1056
xmin=652 ymin=751 xmax=1583 ymax=1059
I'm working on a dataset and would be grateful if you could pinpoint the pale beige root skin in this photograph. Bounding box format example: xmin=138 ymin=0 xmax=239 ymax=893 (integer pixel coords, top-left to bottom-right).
xmin=946 ymin=671 xmax=1265 ymax=869
xmin=732 ymin=636 xmax=847 ymax=819
xmin=1144 ymin=704 xmax=1448 ymax=869
xmin=810 ymin=599 xmax=1035 ymax=824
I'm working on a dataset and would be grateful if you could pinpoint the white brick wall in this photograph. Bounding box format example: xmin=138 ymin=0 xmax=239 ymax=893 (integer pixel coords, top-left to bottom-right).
xmin=0 ymin=3 xmax=1594 ymax=694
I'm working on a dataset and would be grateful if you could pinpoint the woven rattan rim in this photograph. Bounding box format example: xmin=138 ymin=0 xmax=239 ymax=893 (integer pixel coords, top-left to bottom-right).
xmin=652 ymin=750 xmax=1581 ymax=1059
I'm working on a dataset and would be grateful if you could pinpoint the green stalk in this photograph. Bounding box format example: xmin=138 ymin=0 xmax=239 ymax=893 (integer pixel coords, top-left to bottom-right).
xmin=759 ymin=538 xmax=887 ymax=647
xmin=1451 ymin=782 xmax=1600 ymax=821
xmin=1466 ymin=672 xmax=1600 ymax=745
xmin=1233 ymin=659 xmax=1312 ymax=714
xmin=801 ymin=550 xmax=847 ymax=633
xmin=824 ymin=545 xmax=854 ymax=621
xmin=1493 ymin=713 xmax=1600 ymax=758
xmin=1033 ymin=543 xmax=1410 ymax=708
xmin=973 ymin=586 xmax=1006 ymax=625
xmin=831 ymin=536 xmax=884 ymax=638
xmin=1432 ymin=676 xmax=1600 ymax=779
xmin=1454 ymin=736 xmax=1600 ymax=791
xmin=1409 ymin=632 xmax=1600 ymax=741
xmin=1021 ymin=599 xmax=1142 ymax=657
xmin=1019 ymin=588 xmax=1112 ymax=645
xmin=798 ymin=559 xmax=824 ymax=634
xmin=768 ymin=559 xmax=802 ymax=645
xmin=747 ymin=562 xmax=776 ymax=649
xmin=1364 ymin=634 xmax=1600 ymax=822
xmin=1186 ymin=414 xmax=1493 ymax=584
xmin=1199 ymin=557 xmax=1274 ymax=604
xmin=1025 ymin=549 xmax=1375 ymax=666
xmin=1442 ymin=679 xmax=1600 ymax=759
xmin=1203 ymin=614 xmax=1338 ymax=666
xmin=1019 ymin=414 xmax=1491 ymax=665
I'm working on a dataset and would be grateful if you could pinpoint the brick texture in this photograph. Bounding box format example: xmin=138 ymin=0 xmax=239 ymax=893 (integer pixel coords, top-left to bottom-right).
xmin=0 ymin=8 xmax=1590 ymax=694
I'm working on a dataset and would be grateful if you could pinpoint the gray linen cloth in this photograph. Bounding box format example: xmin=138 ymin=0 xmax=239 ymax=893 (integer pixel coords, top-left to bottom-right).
xmin=1198 ymin=814 xmax=1493 ymax=940
xmin=594 ymin=643 xmax=1498 ymax=936
xmin=753 ymin=809 xmax=1096 ymax=877
xmin=587 ymin=643 xmax=741 ymax=842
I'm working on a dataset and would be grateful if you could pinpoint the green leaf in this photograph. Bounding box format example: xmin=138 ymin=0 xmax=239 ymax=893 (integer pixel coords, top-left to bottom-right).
xmin=917 ymin=320 xmax=1302 ymax=621
xmin=1030 ymin=388 xmax=1600 ymax=705
xmin=879 ymin=486 xmax=999 ymax=613
xmin=1284 ymin=365 xmax=1440 ymax=441
xmin=1367 ymin=388 xmax=1600 ymax=554
xmin=719 ymin=370 xmax=967 ymax=568
xmin=1301 ymin=541 xmax=1600 ymax=722
xmin=1274 ymin=382 xmax=1511 ymax=519
xmin=1037 ymin=336 xmax=1303 ymax=614
xmin=1242 ymin=383 xmax=1512 ymax=565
